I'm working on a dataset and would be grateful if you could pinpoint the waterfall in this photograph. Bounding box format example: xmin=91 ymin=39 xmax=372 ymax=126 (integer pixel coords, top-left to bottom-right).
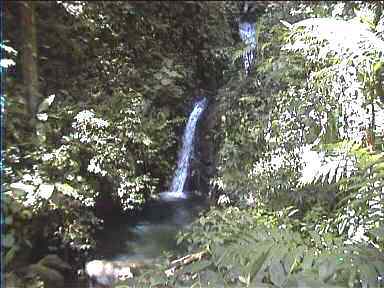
xmin=170 ymin=98 xmax=207 ymax=195
xmin=160 ymin=98 xmax=207 ymax=200
xmin=239 ymin=21 xmax=257 ymax=74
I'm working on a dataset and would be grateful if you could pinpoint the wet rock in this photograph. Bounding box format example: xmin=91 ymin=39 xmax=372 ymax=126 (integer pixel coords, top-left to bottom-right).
xmin=19 ymin=254 xmax=71 ymax=288
xmin=26 ymin=264 xmax=65 ymax=288
xmin=85 ymin=260 xmax=136 ymax=288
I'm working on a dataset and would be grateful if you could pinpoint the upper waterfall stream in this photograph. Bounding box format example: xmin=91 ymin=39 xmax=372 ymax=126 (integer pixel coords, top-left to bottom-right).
xmin=239 ymin=21 xmax=257 ymax=74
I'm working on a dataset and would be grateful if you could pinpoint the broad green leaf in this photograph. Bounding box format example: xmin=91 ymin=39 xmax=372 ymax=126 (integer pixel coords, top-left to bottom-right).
xmin=248 ymin=245 xmax=272 ymax=281
xmin=269 ymin=261 xmax=287 ymax=287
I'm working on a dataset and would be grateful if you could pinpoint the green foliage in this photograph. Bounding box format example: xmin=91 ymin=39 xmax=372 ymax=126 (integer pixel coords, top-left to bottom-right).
xmin=171 ymin=204 xmax=384 ymax=288
xmin=213 ymin=0 xmax=384 ymax=207
xmin=4 ymin=1 xmax=233 ymax=280
xmin=334 ymin=147 xmax=384 ymax=245
xmin=68 ymin=87 xmax=176 ymax=209
xmin=5 ymin=1 xmax=384 ymax=287
xmin=132 ymin=3 xmax=384 ymax=288
xmin=4 ymin=93 xmax=102 ymax=257
xmin=177 ymin=205 xmax=279 ymax=251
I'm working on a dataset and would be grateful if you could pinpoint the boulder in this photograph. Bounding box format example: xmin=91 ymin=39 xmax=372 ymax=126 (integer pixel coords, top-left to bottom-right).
xmin=26 ymin=264 xmax=64 ymax=288
xmin=21 ymin=254 xmax=71 ymax=288
xmin=85 ymin=259 xmax=134 ymax=288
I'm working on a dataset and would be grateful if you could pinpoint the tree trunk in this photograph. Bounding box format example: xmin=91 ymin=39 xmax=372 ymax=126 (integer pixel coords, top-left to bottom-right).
xmin=20 ymin=1 xmax=40 ymax=121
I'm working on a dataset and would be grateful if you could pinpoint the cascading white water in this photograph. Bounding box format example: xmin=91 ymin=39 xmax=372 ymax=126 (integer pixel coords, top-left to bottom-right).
xmin=239 ymin=21 xmax=257 ymax=74
xmin=161 ymin=98 xmax=207 ymax=200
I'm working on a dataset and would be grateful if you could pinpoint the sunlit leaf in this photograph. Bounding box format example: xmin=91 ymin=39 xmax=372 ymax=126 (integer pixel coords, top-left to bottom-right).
xmin=10 ymin=182 xmax=35 ymax=195
xmin=37 ymin=184 xmax=55 ymax=200
xmin=38 ymin=94 xmax=55 ymax=113
xmin=36 ymin=113 xmax=48 ymax=121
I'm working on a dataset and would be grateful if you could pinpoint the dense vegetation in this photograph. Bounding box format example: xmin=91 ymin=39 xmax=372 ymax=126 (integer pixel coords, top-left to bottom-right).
xmin=2 ymin=1 xmax=384 ymax=287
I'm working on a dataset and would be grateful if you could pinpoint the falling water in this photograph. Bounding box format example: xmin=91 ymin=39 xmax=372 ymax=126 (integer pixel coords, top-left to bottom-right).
xmin=162 ymin=98 xmax=207 ymax=199
xmin=239 ymin=21 xmax=257 ymax=74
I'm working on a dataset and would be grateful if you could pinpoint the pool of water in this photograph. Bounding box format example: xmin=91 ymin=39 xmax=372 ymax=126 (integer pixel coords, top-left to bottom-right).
xmin=71 ymin=196 xmax=207 ymax=287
